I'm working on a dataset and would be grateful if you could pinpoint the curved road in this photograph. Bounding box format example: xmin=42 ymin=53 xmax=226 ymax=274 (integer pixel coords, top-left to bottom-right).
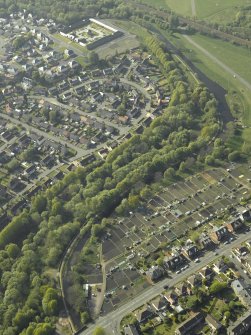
xmin=183 ymin=35 xmax=251 ymax=92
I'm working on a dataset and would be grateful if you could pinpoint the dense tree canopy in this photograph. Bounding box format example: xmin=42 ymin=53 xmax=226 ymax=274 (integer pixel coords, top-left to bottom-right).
xmin=0 ymin=6 xmax=227 ymax=333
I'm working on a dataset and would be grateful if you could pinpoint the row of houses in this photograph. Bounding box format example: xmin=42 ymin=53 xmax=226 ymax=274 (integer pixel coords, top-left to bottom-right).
xmin=128 ymin=263 xmax=251 ymax=335
xmin=229 ymin=279 xmax=251 ymax=335
xmin=201 ymin=206 xmax=251 ymax=247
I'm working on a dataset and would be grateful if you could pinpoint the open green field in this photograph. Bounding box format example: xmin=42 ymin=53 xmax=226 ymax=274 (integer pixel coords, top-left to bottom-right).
xmin=141 ymin=0 xmax=250 ymax=23
xmin=195 ymin=0 xmax=250 ymax=22
xmin=112 ymin=20 xmax=151 ymax=41
xmin=53 ymin=33 xmax=87 ymax=53
xmin=142 ymin=0 xmax=192 ymax=16
xmin=188 ymin=34 xmax=251 ymax=84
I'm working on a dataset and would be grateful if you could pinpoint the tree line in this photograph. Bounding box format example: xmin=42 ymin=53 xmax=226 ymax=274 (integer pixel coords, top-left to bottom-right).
xmin=0 ymin=14 xmax=238 ymax=335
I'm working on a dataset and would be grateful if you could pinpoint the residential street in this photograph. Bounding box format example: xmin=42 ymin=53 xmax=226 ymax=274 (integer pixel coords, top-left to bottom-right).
xmin=80 ymin=230 xmax=251 ymax=335
xmin=41 ymin=95 xmax=122 ymax=133
xmin=37 ymin=75 xmax=152 ymax=133
xmin=0 ymin=112 xmax=86 ymax=155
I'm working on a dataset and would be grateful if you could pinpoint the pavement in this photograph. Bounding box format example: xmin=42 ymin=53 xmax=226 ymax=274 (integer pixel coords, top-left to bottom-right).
xmin=80 ymin=230 xmax=251 ymax=335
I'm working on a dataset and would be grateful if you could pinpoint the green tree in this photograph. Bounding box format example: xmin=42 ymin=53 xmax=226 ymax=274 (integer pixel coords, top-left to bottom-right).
xmin=164 ymin=167 xmax=175 ymax=180
xmin=5 ymin=243 xmax=20 ymax=259
xmin=186 ymin=295 xmax=199 ymax=309
xmin=89 ymin=51 xmax=99 ymax=65
xmin=92 ymin=327 xmax=106 ymax=335
xmin=169 ymin=15 xmax=179 ymax=29
xmin=42 ymin=288 xmax=59 ymax=316
xmin=91 ymin=223 xmax=105 ymax=238
xmin=209 ymin=280 xmax=227 ymax=295
xmin=33 ymin=323 xmax=54 ymax=335
xmin=224 ymin=310 xmax=231 ymax=323
xmin=20 ymin=145 xmax=38 ymax=162
xmin=13 ymin=309 xmax=34 ymax=332
xmin=205 ymin=154 xmax=215 ymax=165
xmin=13 ymin=36 xmax=27 ymax=49
xmin=81 ymin=311 xmax=90 ymax=324
xmin=228 ymin=150 xmax=241 ymax=162
xmin=49 ymin=110 xmax=59 ymax=124
xmin=0 ymin=212 xmax=31 ymax=248
xmin=6 ymin=158 xmax=19 ymax=172
xmin=32 ymin=195 xmax=47 ymax=214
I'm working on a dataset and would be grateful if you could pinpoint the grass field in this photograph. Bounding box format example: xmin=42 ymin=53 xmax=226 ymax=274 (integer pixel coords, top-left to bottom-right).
xmin=53 ymin=33 xmax=87 ymax=53
xmin=195 ymin=0 xmax=250 ymax=22
xmin=141 ymin=0 xmax=250 ymax=23
xmin=142 ymin=0 xmax=192 ymax=16
xmin=95 ymin=34 xmax=140 ymax=59
xmin=187 ymin=34 xmax=251 ymax=84
xmin=75 ymin=55 xmax=88 ymax=67
xmin=112 ymin=20 xmax=151 ymax=41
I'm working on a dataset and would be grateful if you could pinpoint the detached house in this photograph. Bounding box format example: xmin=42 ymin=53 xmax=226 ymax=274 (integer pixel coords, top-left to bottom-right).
xmin=205 ymin=314 xmax=223 ymax=334
xmin=124 ymin=325 xmax=140 ymax=335
xmin=58 ymin=65 xmax=68 ymax=74
xmin=164 ymin=291 xmax=178 ymax=306
xmin=175 ymin=312 xmax=204 ymax=335
xmin=228 ymin=311 xmax=251 ymax=335
xmin=187 ymin=274 xmax=202 ymax=288
xmin=243 ymin=254 xmax=251 ymax=274
xmin=182 ymin=244 xmax=199 ymax=259
xmin=151 ymin=295 xmax=169 ymax=312
xmin=175 ymin=283 xmax=192 ymax=297
xmin=231 ymin=279 xmax=251 ymax=307
xmin=64 ymin=49 xmax=75 ymax=57
xmin=210 ymin=226 xmax=228 ymax=243
xmin=68 ymin=60 xmax=79 ymax=69
xmin=146 ymin=266 xmax=164 ymax=282
xmin=237 ymin=206 xmax=251 ymax=222
xmin=135 ymin=306 xmax=153 ymax=324
xmin=164 ymin=254 xmax=186 ymax=271
xmin=199 ymin=233 xmax=214 ymax=249
xmin=226 ymin=217 xmax=243 ymax=233
xmin=213 ymin=259 xmax=228 ymax=274
xmin=199 ymin=266 xmax=214 ymax=282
